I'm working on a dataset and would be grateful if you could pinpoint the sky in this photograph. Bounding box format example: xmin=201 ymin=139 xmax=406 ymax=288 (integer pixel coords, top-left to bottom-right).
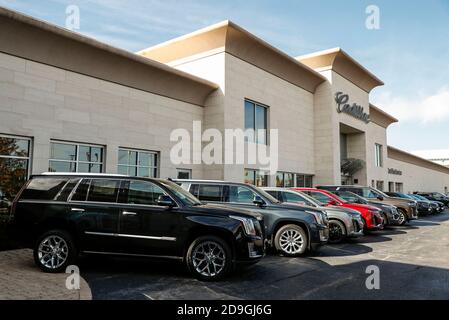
xmin=1 ymin=0 xmax=449 ymax=153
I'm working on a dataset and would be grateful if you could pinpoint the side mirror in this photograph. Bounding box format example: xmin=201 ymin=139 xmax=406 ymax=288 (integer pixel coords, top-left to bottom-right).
xmin=157 ymin=195 xmax=175 ymax=207
xmin=327 ymin=199 xmax=337 ymax=206
xmin=253 ymin=195 xmax=266 ymax=207
xmin=377 ymin=196 xmax=384 ymax=201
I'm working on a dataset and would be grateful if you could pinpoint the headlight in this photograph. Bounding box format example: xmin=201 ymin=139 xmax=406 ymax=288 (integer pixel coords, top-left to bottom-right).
xmin=306 ymin=210 xmax=325 ymax=225
xmin=230 ymin=216 xmax=257 ymax=236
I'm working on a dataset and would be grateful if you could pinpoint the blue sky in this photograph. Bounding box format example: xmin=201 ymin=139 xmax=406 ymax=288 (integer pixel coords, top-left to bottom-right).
xmin=1 ymin=0 xmax=449 ymax=152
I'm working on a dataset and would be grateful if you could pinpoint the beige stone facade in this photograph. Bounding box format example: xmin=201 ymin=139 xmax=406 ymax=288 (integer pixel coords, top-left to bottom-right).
xmin=1 ymin=7 xmax=449 ymax=194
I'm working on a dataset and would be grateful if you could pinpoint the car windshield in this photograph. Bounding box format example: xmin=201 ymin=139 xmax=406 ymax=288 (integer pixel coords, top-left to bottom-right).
xmin=361 ymin=187 xmax=388 ymax=199
xmin=415 ymin=195 xmax=428 ymax=201
xmin=336 ymin=191 xmax=368 ymax=204
xmin=251 ymin=186 xmax=281 ymax=204
xmin=396 ymin=193 xmax=414 ymax=200
xmin=158 ymin=180 xmax=202 ymax=206
xmin=294 ymin=191 xmax=321 ymax=207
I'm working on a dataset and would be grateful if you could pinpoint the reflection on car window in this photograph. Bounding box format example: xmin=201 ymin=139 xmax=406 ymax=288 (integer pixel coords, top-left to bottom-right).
xmin=127 ymin=180 xmax=165 ymax=206
xmin=229 ymin=186 xmax=257 ymax=204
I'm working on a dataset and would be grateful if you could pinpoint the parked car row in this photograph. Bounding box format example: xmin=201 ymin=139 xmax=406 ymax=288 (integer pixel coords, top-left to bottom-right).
xmin=8 ymin=173 xmax=447 ymax=281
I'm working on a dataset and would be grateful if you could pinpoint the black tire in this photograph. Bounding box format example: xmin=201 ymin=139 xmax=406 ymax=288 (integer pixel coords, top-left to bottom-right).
xmin=186 ymin=235 xmax=233 ymax=281
xmin=33 ymin=229 xmax=77 ymax=273
xmin=397 ymin=209 xmax=408 ymax=226
xmin=328 ymin=220 xmax=346 ymax=244
xmin=274 ymin=224 xmax=308 ymax=257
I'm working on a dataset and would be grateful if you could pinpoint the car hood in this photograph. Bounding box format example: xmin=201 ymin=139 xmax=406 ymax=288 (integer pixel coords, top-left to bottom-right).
xmin=344 ymin=203 xmax=379 ymax=211
xmin=270 ymin=202 xmax=325 ymax=214
xmin=193 ymin=203 xmax=263 ymax=220
xmin=326 ymin=206 xmax=361 ymax=217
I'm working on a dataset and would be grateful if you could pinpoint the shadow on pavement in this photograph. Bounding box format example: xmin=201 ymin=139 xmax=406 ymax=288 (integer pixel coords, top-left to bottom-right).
xmin=81 ymin=255 xmax=449 ymax=300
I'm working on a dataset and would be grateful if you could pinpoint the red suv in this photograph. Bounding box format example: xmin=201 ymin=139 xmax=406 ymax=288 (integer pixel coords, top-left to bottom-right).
xmin=294 ymin=188 xmax=384 ymax=231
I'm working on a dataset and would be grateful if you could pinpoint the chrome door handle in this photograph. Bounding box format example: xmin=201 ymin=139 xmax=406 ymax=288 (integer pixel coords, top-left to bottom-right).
xmin=122 ymin=211 xmax=137 ymax=216
xmin=71 ymin=208 xmax=85 ymax=212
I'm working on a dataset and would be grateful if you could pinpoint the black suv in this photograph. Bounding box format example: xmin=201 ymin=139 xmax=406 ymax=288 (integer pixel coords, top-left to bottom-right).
xmin=11 ymin=174 xmax=265 ymax=281
xmin=414 ymin=192 xmax=449 ymax=208
xmin=176 ymin=180 xmax=329 ymax=257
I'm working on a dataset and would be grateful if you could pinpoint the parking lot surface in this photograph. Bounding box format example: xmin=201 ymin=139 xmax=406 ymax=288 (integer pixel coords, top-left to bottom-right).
xmin=80 ymin=212 xmax=449 ymax=300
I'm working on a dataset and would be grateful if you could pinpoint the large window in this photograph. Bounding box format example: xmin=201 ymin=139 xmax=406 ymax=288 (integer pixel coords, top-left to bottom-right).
xmin=244 ymin=169 xmax=268 ymax=187
xmin=49 ymin=141 xmax=104 ymax=173
xmin=244 ymin=100 xmax=268 ymax=144
xmin=0 ymin=135 xmax=31 ymax=209
xmin=375 ymin=143 xmax=383 ymax=167
xmin=376 ymin=180 xmax=384 ymax=192
xmin=395 ymin=183 xmax=403 ymax=193
xmin=275 ymin=172 xmax=313 ymax=188
xmin=118 ymin=148 xmax=159 ymax=178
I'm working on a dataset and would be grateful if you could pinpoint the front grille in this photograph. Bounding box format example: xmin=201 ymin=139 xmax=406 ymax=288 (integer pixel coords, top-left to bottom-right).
xmin=353 ymin=220 xmax=361 ymax=232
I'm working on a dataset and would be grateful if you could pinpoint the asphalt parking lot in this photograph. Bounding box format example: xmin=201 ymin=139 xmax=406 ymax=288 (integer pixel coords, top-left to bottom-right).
xmin=79 ymin=211 xmax=449 ymax=300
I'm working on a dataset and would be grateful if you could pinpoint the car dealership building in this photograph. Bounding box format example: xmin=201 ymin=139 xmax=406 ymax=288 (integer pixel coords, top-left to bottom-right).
xmin=1 ymin=7 xmax=449 ymax=201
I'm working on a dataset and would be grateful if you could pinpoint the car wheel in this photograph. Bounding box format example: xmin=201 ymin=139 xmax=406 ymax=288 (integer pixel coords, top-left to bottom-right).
xmin=381 ymin=213 xmax=388 ymax=227
xmin=274 ymin=224 xmax=308 ymax=257
xmin=397 ymin=209 xmax=408 ymax=226
xmin=186 ymin=235 xmax=233 ymax=281
xmin=33 ymin=230 xmax=77 ymax=273
xmin=328 ymin=220 xmax=346 ymax=244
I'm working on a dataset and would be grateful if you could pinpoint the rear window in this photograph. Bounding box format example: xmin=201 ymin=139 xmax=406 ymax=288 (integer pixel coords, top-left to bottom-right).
xmin=87 ymin=179 xmax=120 ymax=203
xmin=197 ymin=185 xmax=223 ymax=202
xmin=20 ymin=178 xmax=68 ymax=200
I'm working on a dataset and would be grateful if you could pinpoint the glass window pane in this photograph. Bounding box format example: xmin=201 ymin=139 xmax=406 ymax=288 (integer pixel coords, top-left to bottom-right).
xmin=138 ymin=167 xmax=150 ymax=178
xmin=0 ymin=137 xmax=30 ymax=157
xmin=139 ymin=152 xmax=155 ymax=167
xmin=0 ymin=158 xmax=29 ymax=202
xmin=87 ymin=179 xmax=120 ymax=203
xmin=49 ymin=160 xmax=76 ymax=173
xmin=305 ymin=175 xmax=313 ymax=188
xmin=198 ymin=185 xmax=223 ymax=202
xmin=118 ymin=165 xmax=128 ymax=175
xmin=229 ymin=186 xmax=257 ymax=204
xmin=129 ymin=151 xmax=137 ymax=166
xmin=126 ymin=180 xmax=165 ymax=206
xmin=245 ymin=100 xmax=255 ymax=142
xmin=296 ymin=175 xmax=305 ymax=187
xmin=276 ymin=173 xmax=284 ymax=187
xmin=71 ymin=179 xmax=89 ymax=201
xmin=244 ymin=169 xmax=255 ymax=185
xmin=284 ymin=192 xmax=306 ymax=203
xmin=284 ymin=173 xmax=294 ymax=187
xmin=177 ymin=170 xmax=191 ymax=179
xmin=79 ymin=146 xmax=103 ymax=163
xmin=78 ymin=163 xmax=102 ymax=173
xmin=255 ymin=105 xmax=267 ymax=144
xmin=20 ymin=178 xmax=68 ymax=201
xmin=255 ymin=172 xmax=268 ymax=187
xmin=118 ymin=150 xmax=129 ymax=165
xmin=51 ymin=143 xmax=77 ymax=161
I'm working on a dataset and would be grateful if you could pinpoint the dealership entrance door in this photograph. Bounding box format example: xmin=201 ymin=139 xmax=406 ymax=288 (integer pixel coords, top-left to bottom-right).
xmin=340 ymin=123 xmax=367 ymax=185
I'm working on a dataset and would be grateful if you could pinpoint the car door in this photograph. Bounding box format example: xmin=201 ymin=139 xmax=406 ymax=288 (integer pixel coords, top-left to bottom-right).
xmin=68 ymin=178 xmax=122 ymax=253
xmin=117 ymin=179 xmax=181 ymax=257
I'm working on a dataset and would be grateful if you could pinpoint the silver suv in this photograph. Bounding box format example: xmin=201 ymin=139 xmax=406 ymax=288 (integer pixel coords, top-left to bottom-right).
xmin=263 ymin=188 xmax=364 ymax=244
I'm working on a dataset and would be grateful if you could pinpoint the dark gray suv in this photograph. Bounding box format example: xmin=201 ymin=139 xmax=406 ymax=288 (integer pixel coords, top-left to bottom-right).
xmin=177 ymin=180 xmax=329 ymax=257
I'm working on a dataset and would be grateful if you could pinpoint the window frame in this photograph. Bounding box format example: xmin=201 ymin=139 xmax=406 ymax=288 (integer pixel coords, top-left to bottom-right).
xmin=276 ymin=171 xmax=314 ymax=188
xmin=375 ymin=143 xmax=383 ymax=167
xmin=0 ymin=133 xmax=32 ymax=178
xmin=244 ymin=169 xmax=268 ymax=187
xmin=244 ymin=99 xmax=269 ymax=145
xmin=49 ymin=140 xmax=104 ymax=173
xmin=176 ymin=168 xmax=192 ymax=180
xmin=118 ymin=147 xmax=159 ymax=178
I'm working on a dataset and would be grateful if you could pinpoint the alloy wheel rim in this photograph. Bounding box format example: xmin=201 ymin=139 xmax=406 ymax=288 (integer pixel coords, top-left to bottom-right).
xmin=398 ymin=211 xmax=406 ymax=224
xmin=192 ymin=241 xmax=226 ymax=277
xmin=38 ymin=235 xmax=69 ymax=269
xmin=329 ymin=223 xmax=343 ymax=241
xmin=279 ymin=229 xmax=304 ymax=254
